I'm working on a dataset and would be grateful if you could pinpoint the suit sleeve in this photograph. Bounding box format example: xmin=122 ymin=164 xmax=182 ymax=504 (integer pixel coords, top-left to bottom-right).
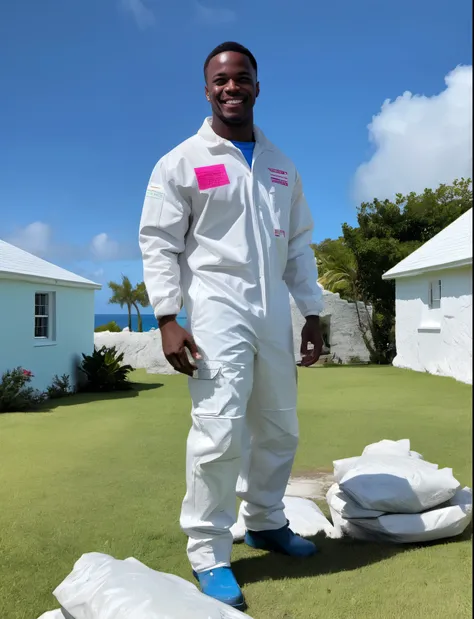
xmin=283 ymin=170 xmax=324 ymax=317
xmin=139 ymin=158 xmax=191 ymax=320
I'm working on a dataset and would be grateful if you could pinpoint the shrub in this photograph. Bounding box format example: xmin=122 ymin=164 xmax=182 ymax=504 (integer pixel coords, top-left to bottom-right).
xmin=79 ymin=345 xmax=134 ymax=392
xmin=0 ymin=367 xmax=47 ymax=413
xmin=46 ymin=374 xmax=73 ymax=399
xmin=95 ymin=321 xmax=122 ymax=333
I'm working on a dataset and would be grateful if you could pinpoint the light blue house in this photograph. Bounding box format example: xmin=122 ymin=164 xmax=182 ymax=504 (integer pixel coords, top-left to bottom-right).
xmin=0 ymin=240 xmax=101 ymax=392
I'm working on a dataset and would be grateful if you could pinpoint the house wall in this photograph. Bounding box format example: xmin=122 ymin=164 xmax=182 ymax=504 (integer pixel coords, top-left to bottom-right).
xmin=393 ymin=265 xmax=472 ymax=384
xmin=0 ymin=280 xmax=95 ymax=392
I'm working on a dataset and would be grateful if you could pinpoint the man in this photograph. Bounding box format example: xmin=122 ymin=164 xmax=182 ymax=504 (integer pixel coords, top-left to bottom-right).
xmin=139 ymin=42 xmax=324 ymax=610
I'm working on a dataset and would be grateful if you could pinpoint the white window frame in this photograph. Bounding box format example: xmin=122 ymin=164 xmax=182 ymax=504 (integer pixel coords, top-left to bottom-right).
xmin=428 ymin=279 xmax=442 ymax=310
xmin=34 ymin=292 xmax=56 ymax=345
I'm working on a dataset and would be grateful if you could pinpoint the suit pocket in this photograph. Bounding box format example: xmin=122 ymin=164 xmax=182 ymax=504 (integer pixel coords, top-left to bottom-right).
xmin=188 ymin=360 xmax=250 ymax=419
xmin=191 ymin=361 xmax=221 ymax=381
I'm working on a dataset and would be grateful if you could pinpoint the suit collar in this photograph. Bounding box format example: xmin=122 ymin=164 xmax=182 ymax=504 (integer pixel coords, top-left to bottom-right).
xmin=197 ymin=117 xmax=275 ymax=152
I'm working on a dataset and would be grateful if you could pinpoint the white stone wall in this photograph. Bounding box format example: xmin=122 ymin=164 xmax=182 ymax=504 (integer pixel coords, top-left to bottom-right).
xmin=95 ymin=289 xmax=370 ymax=374
xmin=95 ymin=329 xmax=178 ymax=375
xmin=291 ymin=291 xmax=371 ymax=364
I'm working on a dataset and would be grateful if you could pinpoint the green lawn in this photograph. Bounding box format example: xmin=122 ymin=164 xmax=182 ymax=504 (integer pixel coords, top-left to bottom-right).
xmin=0 ymin=367 xmax=471 ymax=619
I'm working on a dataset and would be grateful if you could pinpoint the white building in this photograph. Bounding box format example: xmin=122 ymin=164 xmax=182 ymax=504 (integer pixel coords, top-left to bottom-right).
xmin=0 ymin=240 xmax=101 ymax=393
xmin=383 ymin=209 xmax=472 ymax=384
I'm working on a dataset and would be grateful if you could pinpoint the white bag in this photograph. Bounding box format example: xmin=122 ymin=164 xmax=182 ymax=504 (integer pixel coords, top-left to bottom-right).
xmin=362 ymin=438 xmax=425 ymax=459
xmin=338 ymin=487 xmax=472 ymax=543
xmin=333 ymin=439 xmax=437 ymax=484
xmin=340 ymin=455 xmax=460 ymax=513
xmin=333 ymin=456 xmax=360 ymax=483
xmin=231 ymin=495 xmax=336 ymax=541
xmin=326 ymin=483 xmax=386 ymax=519
xmin=52 ymin=553 xmax=253 ymax=619
xmin=329 ymin=506 xmax=376 ymax=541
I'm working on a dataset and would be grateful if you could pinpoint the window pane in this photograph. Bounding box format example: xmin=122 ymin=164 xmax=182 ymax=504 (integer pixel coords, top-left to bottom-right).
xmin=429 ymin=281 xmax=441 ymax=307
xmin=35 ymin=293 xmax=49 ymax=318
xmin=35 ymin=316 xmax=49 ymax=338
xmin=34 ymin=294 xmax=51 ymax=337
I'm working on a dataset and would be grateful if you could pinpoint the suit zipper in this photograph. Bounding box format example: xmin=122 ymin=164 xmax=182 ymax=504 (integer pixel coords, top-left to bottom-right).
xmin=249 ymin=149 xmax=266 ymax=311
xmin=228 ymin=142 xmax=267 ymax=310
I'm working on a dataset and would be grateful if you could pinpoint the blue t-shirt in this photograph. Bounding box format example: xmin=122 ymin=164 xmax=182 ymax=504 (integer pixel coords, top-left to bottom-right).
xmin=231 ymin=140 xmax=255 ymax=168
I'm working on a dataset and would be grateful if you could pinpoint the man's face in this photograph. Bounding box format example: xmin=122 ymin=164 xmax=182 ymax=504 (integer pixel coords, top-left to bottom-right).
xmin=205 ymin=51 xmax=259 ymax=126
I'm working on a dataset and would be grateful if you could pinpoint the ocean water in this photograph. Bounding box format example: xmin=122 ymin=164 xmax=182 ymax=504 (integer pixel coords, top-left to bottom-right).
xmin=95 ymin=312 xmax=187 ymax=332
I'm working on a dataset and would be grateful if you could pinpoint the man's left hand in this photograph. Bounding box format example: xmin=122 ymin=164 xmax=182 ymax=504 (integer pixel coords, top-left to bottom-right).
xmin=300 ymin=315 xmax=323 ymax=367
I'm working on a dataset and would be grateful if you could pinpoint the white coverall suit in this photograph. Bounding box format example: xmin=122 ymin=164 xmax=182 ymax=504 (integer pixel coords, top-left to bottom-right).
xmin=139 ymin=117 xmax=323 ymax=573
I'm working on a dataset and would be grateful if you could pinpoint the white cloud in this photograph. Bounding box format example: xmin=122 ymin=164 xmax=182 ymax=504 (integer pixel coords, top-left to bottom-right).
xmin=353 ymin=65 xmax=473 ymax=204
xmin=7 ymin=222 xmax=52 ymax=258
xmin=90 ymin=233 xmax=120 ymax=261
xmin=5 ymin=224 xmax=138 ymax=264
xmin=120 ymin=0 xmax=156 ymax=29
xmin=195 ymin=1 xmax=236 ymax=25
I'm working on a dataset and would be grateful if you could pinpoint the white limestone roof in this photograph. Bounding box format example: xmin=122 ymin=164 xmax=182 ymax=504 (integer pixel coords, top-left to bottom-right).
xmin=383 ymin=209 xmax=472 ymax=279
xmin=0 ymin=240 xmax=101 ymax=289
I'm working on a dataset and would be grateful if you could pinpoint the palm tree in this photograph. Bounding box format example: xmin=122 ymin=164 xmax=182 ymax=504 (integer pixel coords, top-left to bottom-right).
xmin=108 ymin=275 xmax=135 ymax=331
xmin=317 ymin=253 xmax=359 ymax=301
xmin=316 ymin=249 xmax=377 ymax=359
xmin=108 ymin=277 xmax=151 ymax=332
xmin=132 ymin=282 xmax=150 ymax=333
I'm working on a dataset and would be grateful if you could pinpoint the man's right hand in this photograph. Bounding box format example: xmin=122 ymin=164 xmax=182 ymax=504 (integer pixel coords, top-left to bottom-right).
xmin=159 ymin=316 xmax=201 ymax=376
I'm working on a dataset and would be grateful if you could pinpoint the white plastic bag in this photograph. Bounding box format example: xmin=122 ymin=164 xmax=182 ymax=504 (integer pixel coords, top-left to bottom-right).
xmin=333 ymin=439 xmax=435 ymax=484
xmin=362 ymin=440 xmax=435 ymax=466
xmin=333 ymin=456 xmax=360 ymax=483
xmin=363 ymin=438 xmax=411 ymax=457
xmin=53 ymin=553 xmax=253 ymax=619
xmin=329 ymin=506 xmax=376 ymax=541
xmin=326 ymin=483 xmax=386 ymax=519
xmin=337 ymin=487 xmax=472 ymax=543
xmin=231 ymin=495 xmax=335 ymax=541
xmin=340 ymin=455 xmax=459 ymax=513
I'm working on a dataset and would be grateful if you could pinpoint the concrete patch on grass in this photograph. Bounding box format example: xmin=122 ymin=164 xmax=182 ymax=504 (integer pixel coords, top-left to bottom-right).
xmin=286 ymin=471 xmax=335 ymax=500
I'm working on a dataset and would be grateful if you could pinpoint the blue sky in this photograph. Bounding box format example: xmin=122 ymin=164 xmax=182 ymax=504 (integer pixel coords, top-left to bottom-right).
xmin=1 ymin=0 xmax=472 ymax=313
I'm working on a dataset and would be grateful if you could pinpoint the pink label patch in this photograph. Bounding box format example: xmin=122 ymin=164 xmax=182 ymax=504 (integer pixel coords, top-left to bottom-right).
xmin=195 ymin=164 xmax=230 ymax=191
xmin=271 ymin=176 xmax=289 ymax=187
xmin=274 ymin=229 xmax=286 ymax=238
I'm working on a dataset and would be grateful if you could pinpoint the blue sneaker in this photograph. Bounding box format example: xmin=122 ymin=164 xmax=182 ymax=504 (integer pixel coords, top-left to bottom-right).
xmin=245 ymin=523 xmax=317 ymax=557
xmin=193 ymin=566 xmax=245 ymax=610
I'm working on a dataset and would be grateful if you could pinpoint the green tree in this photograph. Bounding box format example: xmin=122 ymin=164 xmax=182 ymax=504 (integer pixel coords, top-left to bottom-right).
xmin=133 ymin=282 xmax=150 ymax=332
xmin=108 ymin=275 xmax=135 ymax=331
xmin=342 ymin=178 xmax=472 ymax=363
xmin=313 ymin=237 xmax=378 ymax=359
xmin=313 ymin=237 xmax=356 ymax=301
xmin=108 ymin=277 xmax=150 ymax=332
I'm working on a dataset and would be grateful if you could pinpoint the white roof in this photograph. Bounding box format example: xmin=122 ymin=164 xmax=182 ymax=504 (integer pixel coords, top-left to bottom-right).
xmin=383 ymin=209 xmax=472 ymax=280
xmin=0 ymin=240 xmax=101 ymax=289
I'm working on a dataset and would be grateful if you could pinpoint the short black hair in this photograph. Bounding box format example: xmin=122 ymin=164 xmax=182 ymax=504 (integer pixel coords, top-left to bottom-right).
xmin=204 ymin=42 xmax=258 ymax=78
